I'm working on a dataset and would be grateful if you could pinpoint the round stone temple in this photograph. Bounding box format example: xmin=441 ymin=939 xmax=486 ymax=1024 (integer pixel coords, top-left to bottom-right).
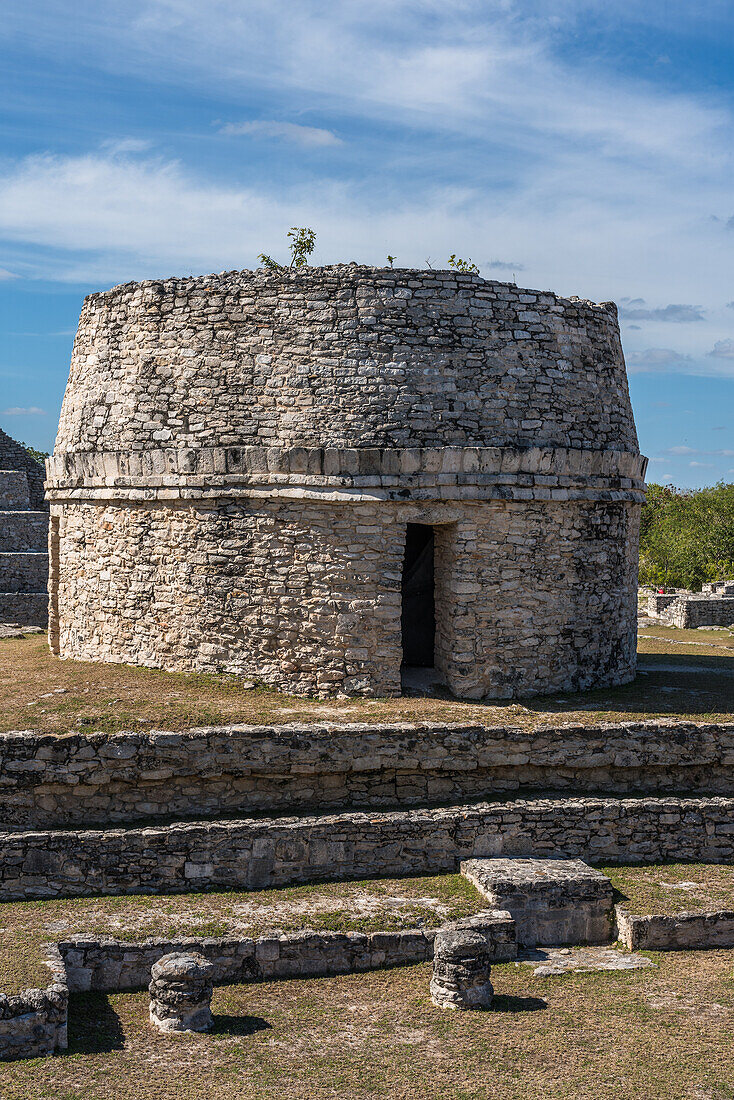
xmin=46 ymin=265 xmax=645 ymax=698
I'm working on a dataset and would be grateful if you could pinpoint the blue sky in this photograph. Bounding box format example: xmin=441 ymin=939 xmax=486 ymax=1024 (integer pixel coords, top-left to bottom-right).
xmin=0 ymin=0 xmax=732 ymax=486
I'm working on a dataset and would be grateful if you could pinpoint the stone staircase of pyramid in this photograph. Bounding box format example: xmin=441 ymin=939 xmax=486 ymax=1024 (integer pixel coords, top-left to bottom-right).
xmin=0 ymin=467 xmax=49 ymax=626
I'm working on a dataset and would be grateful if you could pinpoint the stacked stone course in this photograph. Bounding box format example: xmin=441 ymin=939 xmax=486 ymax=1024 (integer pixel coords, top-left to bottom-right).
xmin=2 ymin=720 xmax=734 ymax=829
xmin=47 ymin=265 xmax=645 ymax=698
xmin=0 ymin=429 xmax=49 ymax=626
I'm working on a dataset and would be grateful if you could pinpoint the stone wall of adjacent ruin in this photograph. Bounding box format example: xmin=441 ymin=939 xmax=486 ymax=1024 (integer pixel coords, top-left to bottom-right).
xmin=668 ymin=595 xmax=734 ymax=629
xmin=2 ymin=720 xmax=733 ymax=830
xmin=55 ymin=266 xmax=638 ymax=456
xmin=0 ymin=429 xmax=45 ymax=511
xmin=2 ymin=796 xmax=733 ymax=901
xmin=47 ymin=495 xmax=639 ymax=698
xmin=0 ymin=946 xmax=67 ymax=1062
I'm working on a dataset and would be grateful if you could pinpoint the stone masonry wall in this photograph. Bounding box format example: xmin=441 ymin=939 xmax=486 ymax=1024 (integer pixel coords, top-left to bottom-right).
xmin=55 ymin=266 xmax=638 ymax=455
xmin=1 ymin=796 xmax=733 ymax=901
xmin=2 ymin=721 xmax=733 ymax=830
xmin=59 ymin=911 xmax=517 ymax=993
xmin=49 ymin=495 xmax=639 ymax=698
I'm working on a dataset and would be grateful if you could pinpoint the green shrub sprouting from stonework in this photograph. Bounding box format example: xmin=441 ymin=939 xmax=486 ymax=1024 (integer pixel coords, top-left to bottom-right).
xmin=258 ymin=227 xmax=316 ymax=271
xmin=448 ymin=254 xmax=480 ymax=274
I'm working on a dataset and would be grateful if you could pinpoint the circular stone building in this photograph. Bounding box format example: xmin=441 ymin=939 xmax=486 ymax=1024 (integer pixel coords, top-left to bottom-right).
xmin=46 ymin=265 xmax=646 ymax=698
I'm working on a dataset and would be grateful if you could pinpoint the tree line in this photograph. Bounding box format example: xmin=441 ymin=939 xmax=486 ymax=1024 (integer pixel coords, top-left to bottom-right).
xmin=639 ymin=481 xmax=734 ymax=590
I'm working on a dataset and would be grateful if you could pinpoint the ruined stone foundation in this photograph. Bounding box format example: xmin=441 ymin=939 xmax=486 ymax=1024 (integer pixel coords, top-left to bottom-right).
xmin=46 ymin=265 xmax=645 ymax=698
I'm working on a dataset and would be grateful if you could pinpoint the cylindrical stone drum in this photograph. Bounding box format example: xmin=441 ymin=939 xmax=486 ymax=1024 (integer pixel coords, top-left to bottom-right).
xmin=430 ymin=929 xmax=494 ymax=1010
xmin=149 ymin=952 xmax=214 ymax=1034
xmin=47 ymin=265 xmax=645 ymax=699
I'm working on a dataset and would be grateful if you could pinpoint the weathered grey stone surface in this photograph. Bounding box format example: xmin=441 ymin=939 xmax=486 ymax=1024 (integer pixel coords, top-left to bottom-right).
xmin=2 ymin=720 xmax=734 ymax=830
xmin=1 ymin=795 xmax=732 ymax=902
xmin=461 ymin=857 xmax=614 ymax=946
xmin=47 ymin=265 xmax=644 ymax=698
xmin=430 ymin=928 xmax=494 ymax=1010
xmin=519 ymin=944 xmax=654 ymax=975
xmin=149 ymin=952 xmax=214 ymax=1033
xmin=615 ymin=906 xmax=734 ymax=951
xmin=0 ymin=945 xmax=67 ymax=1062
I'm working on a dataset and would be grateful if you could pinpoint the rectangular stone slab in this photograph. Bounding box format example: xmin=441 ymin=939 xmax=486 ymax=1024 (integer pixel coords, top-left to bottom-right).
xmin=461 ymin=857 xmax=614 ymax=947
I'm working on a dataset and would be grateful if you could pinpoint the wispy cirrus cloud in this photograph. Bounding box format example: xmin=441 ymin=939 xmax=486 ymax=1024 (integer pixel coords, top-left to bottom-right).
xmin=1 ymin=406 xmax=46 ymax=415
xmin=219 ymin=120 xmax=342 ymax=147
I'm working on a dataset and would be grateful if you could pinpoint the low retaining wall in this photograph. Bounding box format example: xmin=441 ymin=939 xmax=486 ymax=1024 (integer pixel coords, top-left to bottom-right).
xmin=3 ymin=721 xmax=734 ymax=829
xmin=2 ymin=796 xmax=734 ymax=901
xmin=0 ymin=946 xmax=67 ymax=1062
xmin=1 ymin=912 xmax=514 ymax=1060
xmin=58 ymin=910 xmax=516 ymax=993
xmin=616 ymin=906 xmax=734 ymax=950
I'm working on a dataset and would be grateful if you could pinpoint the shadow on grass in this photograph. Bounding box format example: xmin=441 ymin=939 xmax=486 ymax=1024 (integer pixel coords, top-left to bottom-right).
xmin=490 ymin=994 xmax=548 ymax=1013
xmin=66 ymin=992 xmax=125 ymax=1054
xmin=211 ymin=1013 xmax=271 ymax=1037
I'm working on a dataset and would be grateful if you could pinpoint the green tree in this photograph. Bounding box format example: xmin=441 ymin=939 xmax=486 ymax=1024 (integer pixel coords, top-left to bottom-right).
xmin=639 ymin=482 xmax=734 ymax=589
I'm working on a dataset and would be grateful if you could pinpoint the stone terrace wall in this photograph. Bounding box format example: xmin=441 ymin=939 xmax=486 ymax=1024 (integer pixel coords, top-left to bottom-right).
xmin=2 ymin=796 xmax=733 ymax=901
xmin=0 ymin=429 xmax=45 ymax=511
xmin=2 ymin=721 xmax=734 ymax=830
xmin=55 ymin=266 xmax=638 ymax=455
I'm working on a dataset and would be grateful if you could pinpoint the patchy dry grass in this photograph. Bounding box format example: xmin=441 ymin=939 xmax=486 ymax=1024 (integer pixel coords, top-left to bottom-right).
xmin=603 ymin=863 xmax=734 ymax=917
xmin=1 ymin=629 xmax=732 ymax=735
xmin=2 ymin=951 xmax=734 ymax=1099
xmin=0 ymin=875 xmax=485 ymax=993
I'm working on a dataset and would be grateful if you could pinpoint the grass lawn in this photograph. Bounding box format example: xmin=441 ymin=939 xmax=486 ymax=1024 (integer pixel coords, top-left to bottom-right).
xmin=2 ymin=951 xmax=733 ymax=1100
xmin=0 ymin=875 xmax=485 ymax=994
xmin=603 ymin=863 xmax=734 ymax=917
xmin=1 ymin=627 xmax=732 ymax=735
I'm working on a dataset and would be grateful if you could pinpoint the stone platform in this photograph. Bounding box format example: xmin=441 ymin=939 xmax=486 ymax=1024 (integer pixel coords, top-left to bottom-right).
xmin=461 ymin=857 xmax=615 ymax=946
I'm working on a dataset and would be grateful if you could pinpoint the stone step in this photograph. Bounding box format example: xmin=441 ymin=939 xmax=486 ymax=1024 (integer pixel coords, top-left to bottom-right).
xmin=0 ymin=512 xmax=49 ymax=552
xmin=460 ymin=857 xmax=615 ymax=948
xmin=0 ymin=471 xmax=31 ymax=511
xmin=0 ymin=592 xmax=48 ymax=626
xmin=0 ymin=552 xmax=49 ymax=592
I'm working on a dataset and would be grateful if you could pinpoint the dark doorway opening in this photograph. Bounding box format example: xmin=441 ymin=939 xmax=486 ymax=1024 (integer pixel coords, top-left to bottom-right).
xmin=401 ymin=524 xmax=435 ymax=667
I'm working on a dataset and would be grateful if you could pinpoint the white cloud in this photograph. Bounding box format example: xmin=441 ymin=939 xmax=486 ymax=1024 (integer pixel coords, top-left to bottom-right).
xmin=620 ymin=303 xmax=704 ymax=322
xmin=690 ymin=461 xmax=714 ymax=468
xmin=219 ymin=120 xmax=342 ymax=147
xmin=709 ymin=338 xmax=734 ymax=359
xmin=0 ymin=267 xmax=17 ymax=280
xmin=1 ymin=407 xmax=46 ymax=415
xmin=668 ymin=445 xmax=697 ymax=455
